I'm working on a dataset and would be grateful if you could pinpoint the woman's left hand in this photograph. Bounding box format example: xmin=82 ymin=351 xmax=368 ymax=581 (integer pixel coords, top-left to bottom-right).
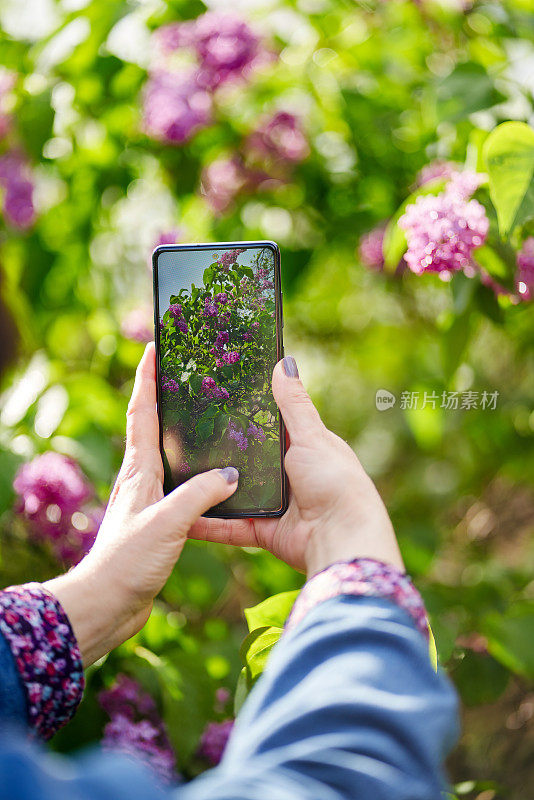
xmin=45 ymin=343 xmax=239 ymax=667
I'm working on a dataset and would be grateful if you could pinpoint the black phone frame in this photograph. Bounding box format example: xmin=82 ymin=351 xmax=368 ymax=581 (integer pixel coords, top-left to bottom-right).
xmin=152 ymin=240 xmax=288 ymax=519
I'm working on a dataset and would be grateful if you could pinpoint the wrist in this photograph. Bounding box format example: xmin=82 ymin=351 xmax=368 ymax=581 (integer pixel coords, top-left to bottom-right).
xmin=305 ymin=523 xmax=405 ymax=580
xmin=44 ymin=561 xmax=150 ymax=668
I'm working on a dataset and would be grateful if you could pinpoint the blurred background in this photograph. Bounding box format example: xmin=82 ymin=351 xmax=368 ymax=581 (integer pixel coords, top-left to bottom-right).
xmin=0 ymin=0 xmax=533 ymax=796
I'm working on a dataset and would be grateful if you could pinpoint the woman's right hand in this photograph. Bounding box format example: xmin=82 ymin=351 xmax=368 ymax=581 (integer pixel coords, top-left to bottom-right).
xmin=190 ymin=356 xmax=404 ymax=578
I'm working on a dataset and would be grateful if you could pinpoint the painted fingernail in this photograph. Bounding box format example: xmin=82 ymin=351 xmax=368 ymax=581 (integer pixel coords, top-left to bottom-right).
xmin=283 ymin=356 xmax=299 ymax=378
xmin=219 ymin=466 xmax=239 ymax=484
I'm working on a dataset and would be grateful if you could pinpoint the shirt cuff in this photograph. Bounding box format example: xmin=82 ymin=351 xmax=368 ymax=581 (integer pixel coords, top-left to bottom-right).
xmin=285 ymin=558 xmax=430 ymax=640
xmin=0 ymin=582 xmax=85 ymax=740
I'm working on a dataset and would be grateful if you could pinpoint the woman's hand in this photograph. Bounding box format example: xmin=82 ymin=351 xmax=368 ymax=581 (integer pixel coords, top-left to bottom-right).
xmin=190 ymin=356 xmax=404 ymax=578
xmin=46 ymin=343 xmax=239 ymax=667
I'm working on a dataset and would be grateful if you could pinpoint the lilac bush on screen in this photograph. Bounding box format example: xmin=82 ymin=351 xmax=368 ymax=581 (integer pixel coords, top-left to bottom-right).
xmin=99 ymin=674 xmax=178 ymax=784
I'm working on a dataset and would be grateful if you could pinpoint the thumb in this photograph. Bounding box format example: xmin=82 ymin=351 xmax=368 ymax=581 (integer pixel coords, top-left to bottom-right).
xmin=153 ymin=467 xmax=239 ymax=532
xmin=272 ymin=356 xmax=325 ymax=445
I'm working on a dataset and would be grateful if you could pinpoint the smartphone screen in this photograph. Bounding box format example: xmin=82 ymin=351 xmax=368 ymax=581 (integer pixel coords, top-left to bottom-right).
xmin=153 ymin=241 xmax=287 ymax=517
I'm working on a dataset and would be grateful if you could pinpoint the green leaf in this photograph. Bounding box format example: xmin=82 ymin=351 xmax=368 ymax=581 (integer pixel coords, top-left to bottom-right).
xmin=436 ymin=63 xmax=505 ymax=123
xmin=195 ymin=415 xmax=215 ymax=441
xmin=452 ymin=650 xmax=509 ymax=706
xmin=244 ymin=590 xmax=299 ymax=632
xmin=241 ymin=626 xmax=283 ymax=686
xmin=189 ymin=373 xmax=202 ymax=393
xmin=483 ymin=603 xmax=534 ymax=680
xmin=483 ymin=121 xmax=534 ymax=238
xmin=234 ymin=667 xmax=249 ymax=715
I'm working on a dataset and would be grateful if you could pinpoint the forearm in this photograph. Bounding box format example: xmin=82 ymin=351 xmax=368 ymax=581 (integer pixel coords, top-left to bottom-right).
xmin=182 ymin=594 xmax=459 ymax=800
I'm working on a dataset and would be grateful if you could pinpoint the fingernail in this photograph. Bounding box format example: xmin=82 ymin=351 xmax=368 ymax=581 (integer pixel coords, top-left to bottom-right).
xmin=283 ymin=356 xmax=299 ymax=378
xmin=219 ymin=466 xmax=239 ymax=484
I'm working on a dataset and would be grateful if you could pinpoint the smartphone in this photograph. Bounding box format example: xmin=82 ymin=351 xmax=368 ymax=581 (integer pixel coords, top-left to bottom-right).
xmin=153 ymin=241 xmax=288 ymax=518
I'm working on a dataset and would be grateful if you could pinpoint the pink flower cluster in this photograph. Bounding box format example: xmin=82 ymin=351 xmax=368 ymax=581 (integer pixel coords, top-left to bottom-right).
xmin=13 ymin=452 xmax=102 ymax=565
xmin=202 ymin=112 xmax=308 ymax=214
xmin=358 ymin=225 xmax=385 ymax=270
xmin=516 ymin=237 xmax=534 ymax=302
xmin=217 ymin=248 xmax=247 ymax=270
xmin=201 ymin=375 xmax=229 ymax=400
xmin=0 ymin=151 xmax=36 ymax=229
xmin=144 ymin=13 xmax=266 ymax=145
xmin=197 ymin=719 xmax=234 ymax=766
xmin=247 ymin=111 xmax=310 ymax=164
xmin=121 ymin=306 xmax=153 ymax=343
xmin=399 ymin=171 xmax=488 ymax=278
xmin=99 ymin=675 xmax=177 ymax=784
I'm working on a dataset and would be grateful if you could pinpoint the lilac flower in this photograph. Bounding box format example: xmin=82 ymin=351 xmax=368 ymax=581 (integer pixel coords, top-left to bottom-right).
xmin=215 ymin=330 xmax=229 ymax=346
xmin=228 ymin=421 xmax=248 ymax=451
xmin=99 ymin=675 xmax=177 ymax=784
xmin=169 ymin=303 xmax=182 ymax=318
xmin=242 ymin=331 xmax=253 ymax=341
xmin=214 ymin=293 xmax=228 ymax=305
xmin=516 ymin=237 xmax=534 ymax=302
xmin=399 ymin=171 xmax=488 ymax=278
xmin=155 ymin=229 xmax=181 ymax=247
xmin=193 ymin=13 xmax=263 ymax=89
xmin=201 ymin=376 xmax=216 ymax=395
xmin=0 ymin=152 xmax=35 ymax=229
xmin=13 ymin=452 xmax=100 ymax=565
xmin=213 ymin=386 xmax=229 ymax=400
xmin=415 ymin=160 xmax=459 ymax=188
xmin=247 ymin=111 xmax=309 ymax=164
xmin=162 ymin=377 xmax=180 ymax=393
xmin=358 ymin=225 xmax=385 ymax=271
xmin=155 ymin=22 xmax=195 ymax=54
xmin=198 ymin=719 xmax=235 ymax=765
xmin=143 ymin=69 xmax=212 ymax=145
xmin=121 ymin=307 xmax=153 ymax=343
xmin=222 ymin=350 xmax=240 ymax=365
xmin=201 ymin=157 xmax=250 ymax=214
xmin=204 ymin=300 xmax=218 ymax=317
xmin=247 ymin=423 xmax=266 ymax=442
xmin=176 ymin=318 xmax=188 ymax=333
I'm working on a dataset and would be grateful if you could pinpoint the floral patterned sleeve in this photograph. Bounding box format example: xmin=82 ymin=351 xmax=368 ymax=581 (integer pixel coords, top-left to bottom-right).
xmin=0 ymin=582 xmax=85 ymax=740
xmin=286 ymin=558 xmax=430 ymax=640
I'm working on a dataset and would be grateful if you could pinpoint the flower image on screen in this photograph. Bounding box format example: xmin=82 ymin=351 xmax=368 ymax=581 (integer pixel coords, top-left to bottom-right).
xmin=155 ymin=244 xmax=283 ymax=514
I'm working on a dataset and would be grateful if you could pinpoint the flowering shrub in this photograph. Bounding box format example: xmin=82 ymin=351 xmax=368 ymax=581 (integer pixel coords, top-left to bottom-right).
xmin=159 ymin=247 xmax=280 ymax=509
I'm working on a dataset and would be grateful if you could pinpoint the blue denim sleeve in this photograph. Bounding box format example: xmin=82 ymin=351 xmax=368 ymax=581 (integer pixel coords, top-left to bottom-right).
xmin=0 ymin=595 xmax=459 ymax=800
xmin=0 ymin=629 xmax=27 ymax=726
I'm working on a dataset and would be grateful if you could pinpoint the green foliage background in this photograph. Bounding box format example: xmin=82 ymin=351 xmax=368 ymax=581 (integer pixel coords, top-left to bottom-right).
xmin=0 ymin=1 xmax=533 ymax=797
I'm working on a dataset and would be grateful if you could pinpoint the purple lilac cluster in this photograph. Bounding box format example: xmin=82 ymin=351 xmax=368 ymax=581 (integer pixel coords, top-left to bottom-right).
xmin=201 ymin=376 xmax=229 ymax=400
xmin=166 ymin=303 xmax=188 ymax=332
xmin=227 ymin=421 xmax=248 ymax=451
xmin=197 ymin=719 xmax=234 ymax=765
xmin=358 ymin=225 xmax=385 ymax=270
xmin=202 ymin=112 xmax=307 ymax=214
xmin=247 ymin=423 xmax=266 ymax=442
xmin=516 ymin=237 xmax=534 ymax=302
xmin=144 ymin=13 xmax=266 ymax=145
xmin=0 ymin=151 xmax=36 ymax=229
xmin=99 ymin=675 xmax=177 ymax=784
xmin=161 ymin=375 xmax=180 ymax=393
xmin=217 ymin=248 xmax=247 ymax=271
xmin=13 ymin=452 xmax=102 ymax=565
xmin=247 ymin=111 xmax=309 ymax=164
xmin=399 ymin=170 xmax=488 ymax=278
xmin=121 ymin=306 xmax=153 ymax=343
